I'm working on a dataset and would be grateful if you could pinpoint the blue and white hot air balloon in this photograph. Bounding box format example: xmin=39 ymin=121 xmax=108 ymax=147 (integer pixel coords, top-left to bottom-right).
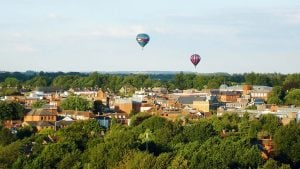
xmin=136 ymin=33 xmax=150 ymax=50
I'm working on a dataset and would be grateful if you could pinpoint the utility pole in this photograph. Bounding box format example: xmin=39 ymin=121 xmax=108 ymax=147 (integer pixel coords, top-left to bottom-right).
xmin=76 ymin=95 xmax=78 ymax=113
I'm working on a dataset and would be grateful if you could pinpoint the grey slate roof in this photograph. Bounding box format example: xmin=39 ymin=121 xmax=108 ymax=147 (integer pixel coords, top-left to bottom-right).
xmin=27 ymin=109 xmax=55 ymax=116
xmin=25 ymin=121 xmax=55 ymax=127
xmin=178 ymin=96 xmax=207 ymax=105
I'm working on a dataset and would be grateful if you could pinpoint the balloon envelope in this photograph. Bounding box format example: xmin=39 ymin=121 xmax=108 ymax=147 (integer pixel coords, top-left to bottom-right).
xmin=190 ymin=54 xmax=201 ymax=67
xmin=136 ymin=33 xmax=150 ymax=48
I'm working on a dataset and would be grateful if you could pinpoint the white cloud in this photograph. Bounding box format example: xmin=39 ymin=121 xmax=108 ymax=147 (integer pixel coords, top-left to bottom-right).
xmin=284 ymin=12 xmax=300 ymax=25
xmin=11 ymin=32 xmax=24 ymax=38
xmin=47 ymin=12 xmax=66 ymax=20
xmin=15 ymin=44 xmax=36 ymax=53
xmin=267 ymin=8 xmax=300 ymax=25
xmin=84 ymin=25 xmax=149 ymax=38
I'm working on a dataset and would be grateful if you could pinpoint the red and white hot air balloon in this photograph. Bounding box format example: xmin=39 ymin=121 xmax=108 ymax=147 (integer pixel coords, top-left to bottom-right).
xmin=190 ymin=54 xmax=201 ymax=69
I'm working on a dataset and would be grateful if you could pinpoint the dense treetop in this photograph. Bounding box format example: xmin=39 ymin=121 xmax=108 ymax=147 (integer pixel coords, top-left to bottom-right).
xmin=1 ymin=71 xmax=299 ymax=91
xmin=0 ymin=113 xmax=299 ymax=169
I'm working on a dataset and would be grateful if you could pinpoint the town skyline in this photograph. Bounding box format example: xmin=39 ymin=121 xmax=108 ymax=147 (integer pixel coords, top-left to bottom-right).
xmin=1 ymin=1 xmax=300 ymax=73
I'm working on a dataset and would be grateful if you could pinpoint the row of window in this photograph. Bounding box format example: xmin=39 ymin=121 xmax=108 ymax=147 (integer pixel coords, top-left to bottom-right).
xmin=40 ymin=116 xmax=55 ymax=121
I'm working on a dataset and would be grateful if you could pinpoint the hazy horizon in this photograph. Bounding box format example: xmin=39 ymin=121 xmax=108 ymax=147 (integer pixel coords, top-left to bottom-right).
xmin=0 ymin=70 xmax=298 ymax=75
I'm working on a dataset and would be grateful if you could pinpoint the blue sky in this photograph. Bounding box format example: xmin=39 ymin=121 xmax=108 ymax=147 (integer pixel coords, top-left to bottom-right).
xmin=1 ymin=0 xmax=300 ymax=73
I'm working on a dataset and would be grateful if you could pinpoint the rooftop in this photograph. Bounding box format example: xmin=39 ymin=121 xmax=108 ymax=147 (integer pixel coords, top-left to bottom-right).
xmin=27 ymin=109 xmax=56 ymax=116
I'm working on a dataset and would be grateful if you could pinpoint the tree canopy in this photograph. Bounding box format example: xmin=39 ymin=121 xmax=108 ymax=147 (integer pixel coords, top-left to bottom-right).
xmin=0 ymin=113 xmax=296 ymax=168
xmin=60 ymin=96 xmax=92 ymax=111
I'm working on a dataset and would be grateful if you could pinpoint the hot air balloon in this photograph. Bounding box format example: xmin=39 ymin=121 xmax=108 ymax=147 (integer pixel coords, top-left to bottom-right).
xmin=136 ymin=33 xmax=150 ymax=49
xmin=190 ymin=54 xmax=201 ymax=68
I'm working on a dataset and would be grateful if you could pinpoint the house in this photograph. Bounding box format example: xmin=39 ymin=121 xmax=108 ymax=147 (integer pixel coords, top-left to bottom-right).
xmin=3 ymin=120 xmax=23 ymax=129
xmin=243 ymin=85 xmax=252 ymax=96
xmin=160 ymin=112 xmax=185 ymax=121
xmin=140 ymin=103 xmax=153 ymax=112
xmin=219 ymin=91 xmax=242 ymax=103
xmin=250 ymin=86 xmax=272 ymax=101
xmin=225 ymin=98 xmax=249 ymax=109
xmin=226 ymin=102 xmax=247 ymax=109
xmin=106 ymin=113 xmax=130 ymax=125
xmin=42 ymin=100 xmax=59 ymax=110
xmin=58 ymin=110 xmax=93 ymax=120
xmin=54 ymin=116 xmax=75 ymax=130
xmin=152 ymin=87 xmax=168 ymax=94
xmin=23 ymin=121 xmax=55 ymax=131
xmin=95 ymin=89 xmax=110 ymax=106
xmin=24 ymin=109 xmax=57 ymax=122
xmin=155 ymin=97 xmax=168 ymax=107
xmin=3 ymin=96 xmax=26 ymax=104
xmin=193 ymin=100 xmax=210 ymax=112
xmin=25 ymin=98 xmax=41 ymax=108
xmin=253 ymin=98 xmax=265 ymax=105
xmin=219 ymin=84 xmax=244 ymax=92
xmin=177 ymin=95 xmax=207 ymax=107
xmin=201 ymin=89 xmax=220 ymax=96
xmin=114 ymin=98 xmax=133 ymax=114
xmin=281 ymin=112 xmax=297 ymax=125
xmin=28 ymin=87 xmax=63 ymax=101
xmin=94 ymin=115 xmax=111 ymax=129
xmin=119 ymin=85 xmax=136 ymax=96
xmin=73 ymin=90 xmax=98 ymax=99
xmin=23 ymin=109 xmax=57 ymax=131
xmin=193 ymin=95 xmax=219 ymax=113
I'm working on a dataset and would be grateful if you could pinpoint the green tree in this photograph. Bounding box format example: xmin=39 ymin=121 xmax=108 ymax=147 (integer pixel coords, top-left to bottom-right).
xmin=193 ymin=75 xmax=208 ymax=90
xmin=183 ymin=121 xmax=216 ymax=143
xmin=247 ymin=120 xmax=262 ymax=140
xmin=2 ymin=77 xmax=21 ymax=88
xmin=25 ymin=76 xmax=48 ymax=88
xmin=207 ymin=79 xmax=220 ymax=89
xmin=93 ymin=100 xmax=104 ymax=115
xmin=154 ymin=153 xmax=173 ymax=169
xmin=31 ymin=142 xmax=79 ymax=169
xmin=117 ymin=150 xmax=156 ymax=169
xmin=87 ymin=125 xmax=138 ymax=168
xmin=60 ymin=96 xmax=92 ymax=111
xmin=16 ymin=126 xmax=34 ymax=140
xmin=274 ymin=122 xmax=300 ymax=168
xmin=190 ymin=137 xmax=263 ymax=169
xmin=268 ymin=86 xmax=285 ymax=105
xmin=0 ymin=87 xmax=20 ymax=96
xmin=56 ymin=121 xmax=95 ymax=150
xmin=0 ymin=101 xmax=24 ymax=121
xmin=31 ymin=100 xmax=47 ymax=109
xmin=173 ymin=72 xmax=186 ymax=90
xmin=283 ymin=74 xmax=300 ymax=91
xmin=0 ymin=141 xmax=22 ymax=169
xmin=262 ymin=158 xmax=279 ymax=169
xmin=284 ymin=89 xmax=300 ymax=106
xmin=0 ymin=101 xmax=13 ymax=121
xmin=57 ymin=150 xmax=82 ymax=169
xmin=52 ymin=75 xmax=81 ymax=89
xmin=245 ymin=72 xmax=257 ymax=85
xmin=130 ymin=112 xmax=152 ymax=126
xmin=0 ymin=127 xmax=15 ymax=146
xmin=9 ymin=102 xmax=24 ymax=119
xmin=260 ymin=114 xmax=280 ymax=138
xmin=139 ymin=129 xmax=154 ymax=152
xmin=168 ymin=155 xmax=188 ymax=169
